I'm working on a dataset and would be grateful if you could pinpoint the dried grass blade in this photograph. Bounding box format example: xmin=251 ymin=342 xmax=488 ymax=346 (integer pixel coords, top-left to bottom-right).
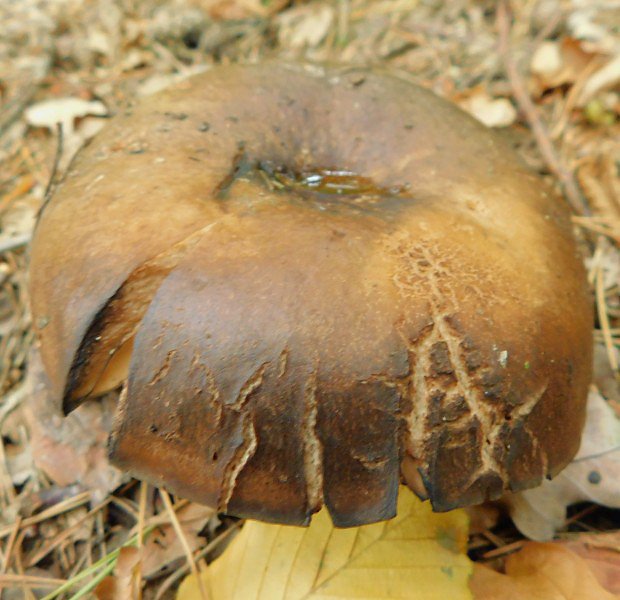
xmin=0 ymin=491 xmax=91 ymax=539
xmin=596 ymin=263 xmax=619 ymax=372
xmin=159 ymin=489 xmax=209 ymax=600
xmin=1 ymin=516 xmax=22 ymax=574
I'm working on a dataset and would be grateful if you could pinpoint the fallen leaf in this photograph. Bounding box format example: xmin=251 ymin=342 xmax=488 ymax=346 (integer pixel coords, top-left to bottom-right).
xmin=470 ymin=542 xmax=620 ymax=600
xmin=95 ymin=546 xmax=142 ymax=600
xmin=142 ymin=503 xmax=213 ymax=578
xmin=562 ymin=532 xmax=620 ymax=594
xmin=25 ymin=347 xmax=124 ymax=503
xmin=530 ymin=38 xmax=595 ymax=92
xmin=177 ymin=486 xmax=472 ymax=599
xmin=506 ymin=389 xmax=620 ymax=540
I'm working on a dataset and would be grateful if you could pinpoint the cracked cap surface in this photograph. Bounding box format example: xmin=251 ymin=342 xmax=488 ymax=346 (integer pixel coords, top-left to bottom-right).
xmin=29 ymin=63 xmax=592 ymax=527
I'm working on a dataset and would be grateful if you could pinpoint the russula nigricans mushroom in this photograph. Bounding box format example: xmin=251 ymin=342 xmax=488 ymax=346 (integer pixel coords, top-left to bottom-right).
xmin=29 ymin=62 xmax=592 ymax=527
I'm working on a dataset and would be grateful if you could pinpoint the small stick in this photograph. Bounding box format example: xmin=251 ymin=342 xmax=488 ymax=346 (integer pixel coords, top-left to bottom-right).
xmin=26 ymin=498 xmax=111 ymax=567
xmin=496 ymin=0 xmax=589 ymax=216
xmin=0 ymin=574 xmax=66 ymax=589
xmin=572 ymin=216 xmax=620 ymax=244
xmin=154 ymin=522 xmax=241 ymax=600
xmin=482 ymin=539 xmax=525 ymax=560
xmin=160 ymin=490 xmax=209 ymax=600
xmin=134 ymin=481 xmax=149 ymax=600
xmin=596 ymin=263 xmax=619 ymax=373
xmin=12 ymin=529 xmax=34 ymax=600
xmin=126 ymin=498 xmax=190 ymax=538
xmin=337 ymin=0 xmax=350 ymax=46
xmin=36 ymin=123 xmax=64 ymax=222
xmin=480 ymin=529 xmax=507 ymax=549
xmin=0 ymin=492 xmax=90 ymax=539
xmin=0 ymin=516 xmax=21 ymax=577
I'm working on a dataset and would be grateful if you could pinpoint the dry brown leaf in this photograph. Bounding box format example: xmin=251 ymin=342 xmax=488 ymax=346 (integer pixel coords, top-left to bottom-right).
xmin=562 ymin=533 xmax=620 ymax=595
xmin=471 ymin=542 xmax=620 ymax=600
xmin=25 ymin=348 xmax=123 ymax=503
xmin=506 ymin=389 xmax=620 ymax=540
xmin=95 ymin=546 xmax=142 ymax=600
xmin=530 ymin=38 xmax=598 ymax=93
xmin=141 ymin=503 xmax=213 ymax=578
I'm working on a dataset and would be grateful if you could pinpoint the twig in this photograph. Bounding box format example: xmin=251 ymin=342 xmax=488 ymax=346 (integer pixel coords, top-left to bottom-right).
xmin=562 ymin=504 xmax=598 ymax=528
xmin=336 ymin=0 xmax=350 ymax=46
xmin=496 ymin=0 xmax=590 ymax=216
xmin=160 ymin=490 xmax=209 ymax=600
xmin=154 ymin=522 xmax=241 ymax=600
xmin=0 ymin=492 xmax=90 ymax=539
xmin=572 ymin=216 xmax=620 ymax=245
xmin=12 ymin=529 xmax=34 ymax=600
xmin=0 ymin=518 xmax=23 ymax=600
xmin=95 ymin=510 xmax=107 ymax=560
xmin=481 ymin=529 xmax=507 ymax=549
xmin=0 ymin=574 xmax=66 ymax=589
xmin=26 ymin=498 xmax=111 ymax=567
xmin=110 ymin=496 xmax=139 ymax=520
xmin=0 ymin=516 xmax=21 ymax=575
xmin=126 ymin=498 xmax=190 ymax=538
xmin=36 ymin=122 xmax=64 ymax=223
xmin=41 ymin=525 xmax=157 ymax=600
xmin=596 ymin=263 xmax=619 ymax=373
xmin=482 ymin=539 xmax=525 ymax=560
xmin=135 ymin=481 xmax=148 ymax=600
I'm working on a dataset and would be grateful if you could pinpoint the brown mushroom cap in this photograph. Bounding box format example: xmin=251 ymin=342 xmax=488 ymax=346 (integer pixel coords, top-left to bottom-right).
xmin=29 ymin=63 xmax=592 ymax=527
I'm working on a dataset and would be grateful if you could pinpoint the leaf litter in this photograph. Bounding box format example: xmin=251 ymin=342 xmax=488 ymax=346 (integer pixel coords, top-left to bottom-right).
xmin=0 ymin=0 xmax=618 ymax=598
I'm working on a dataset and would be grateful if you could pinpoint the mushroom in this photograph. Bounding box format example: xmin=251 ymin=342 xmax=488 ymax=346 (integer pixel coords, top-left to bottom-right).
xmin=29 ymin=63 xmax=592 ymax=528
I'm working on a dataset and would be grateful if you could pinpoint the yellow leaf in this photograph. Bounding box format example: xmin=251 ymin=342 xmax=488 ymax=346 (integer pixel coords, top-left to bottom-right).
xmin=177 ymin=487 xmax=472 ymax=600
